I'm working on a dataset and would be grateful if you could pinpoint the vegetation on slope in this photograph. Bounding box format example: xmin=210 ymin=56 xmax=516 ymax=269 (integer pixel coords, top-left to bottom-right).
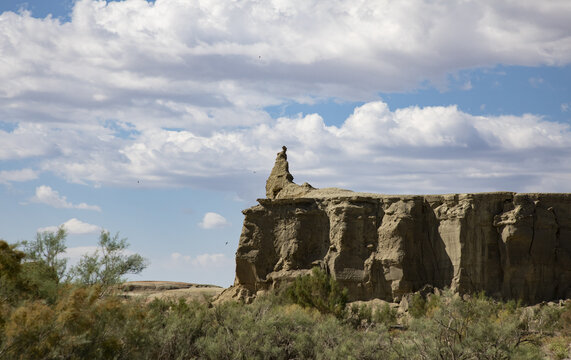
xmin=1 ymin=231 xmax=570 ymax=359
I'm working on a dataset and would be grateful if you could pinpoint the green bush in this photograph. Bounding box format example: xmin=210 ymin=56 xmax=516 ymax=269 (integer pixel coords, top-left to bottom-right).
xmin=374 ymin=303 xmax=397 ymax=327
xmin=284 ymin=267 xmax=348 ymax=317
xmin=547 ymin=336 xmax=570 ymax=360
xmin=561 ymin=301 xmax=571 ymax=336
xmin=142 ymin=298 xmax=210 ymax=359
xmin=0 ymin=240 xmax=29 ymax=304
xmin=408 ymin=293 xmax=426 ymax=318
xmin=393 ymin=290 xmax=543 ymax=360
xmin=2 ymin=230 xmax=569 ymax=359
xmin=2 ymin=283 xmax=565 ymax=359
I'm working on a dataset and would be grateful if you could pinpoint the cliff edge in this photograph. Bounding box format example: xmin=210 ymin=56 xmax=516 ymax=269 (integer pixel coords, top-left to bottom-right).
xmin=226 ymin=147 xmax=571 ymax=304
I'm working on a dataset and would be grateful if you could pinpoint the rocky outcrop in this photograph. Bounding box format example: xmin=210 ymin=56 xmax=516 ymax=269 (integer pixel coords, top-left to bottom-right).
xmin=232 ymin=148 xmax=571 ymax=303
xmin=265 ymin=146 xmax=317 ymax=199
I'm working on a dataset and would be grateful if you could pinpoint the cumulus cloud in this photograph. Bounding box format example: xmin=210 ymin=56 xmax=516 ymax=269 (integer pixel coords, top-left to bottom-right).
xmin=1 ymin=1 xmax=571 ymax=196
xmin=0 ymin=168 xmax=38 ymax=184
xmin=2 ymin=100 xmax=569 ymax=196
xmin=38 ymin=218 xmax=101 ymax=235
xmin=1 ymin=0 xmax=570 ymax=133
xmin=30 ymin=185 xmax=101 ymax=211
xmin=199 ymin=212 xmax=230 ymax=229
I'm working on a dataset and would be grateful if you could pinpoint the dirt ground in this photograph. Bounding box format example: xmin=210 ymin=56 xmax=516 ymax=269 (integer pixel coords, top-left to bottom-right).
xmin=119 ymin=281 xmax=224 ymax=303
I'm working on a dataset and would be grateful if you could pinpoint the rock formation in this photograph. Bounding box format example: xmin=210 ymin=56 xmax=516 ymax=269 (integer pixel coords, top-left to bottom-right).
xmin=230 ymin=147 xmax=571 ymax=304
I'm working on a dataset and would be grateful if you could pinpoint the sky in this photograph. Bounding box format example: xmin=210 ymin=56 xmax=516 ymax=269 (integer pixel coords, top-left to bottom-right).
xmin=0 ymin=0 xmax=570 ymax=287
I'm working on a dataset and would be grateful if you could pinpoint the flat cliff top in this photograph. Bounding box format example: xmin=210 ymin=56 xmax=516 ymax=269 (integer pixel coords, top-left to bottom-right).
xmin=259 ymin=190 xmax=571 ymax=204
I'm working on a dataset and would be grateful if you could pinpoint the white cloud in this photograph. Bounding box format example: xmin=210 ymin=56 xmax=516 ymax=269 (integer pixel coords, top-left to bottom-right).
xmin=38 ymin=218 xmax=101 ymax=235
xmin=170 ymin=252 xmax=231 ymax=268
xmin=0 ymin=0 xmax=570 ymax=131
xmin=0 ymin=1 xmax=570 ymax=196
xmin=0 ymin=123 xmax=59 ymax=160
xmin=562 ymin=103 xmax=569 ymax=112
xmin=2 ymin=100 xmax=569 ymax=196
xmin=199 ymin=212 xmax=230 ymax=229
xmin=0 ymin=168 xmax=38 ymax=184
xmin=30 ymin=185 xmax=101 ymax=211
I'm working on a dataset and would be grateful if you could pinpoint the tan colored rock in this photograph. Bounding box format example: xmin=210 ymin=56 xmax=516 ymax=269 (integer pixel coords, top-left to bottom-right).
xmin=231 ymin=148 xmax=571 ymax=304
xmin=212 ymin=286 xmax=255 ymax=304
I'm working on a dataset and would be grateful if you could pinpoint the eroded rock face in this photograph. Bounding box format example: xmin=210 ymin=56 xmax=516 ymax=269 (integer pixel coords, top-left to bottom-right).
xmin=233 ymin=148 xmax=571 ymax=303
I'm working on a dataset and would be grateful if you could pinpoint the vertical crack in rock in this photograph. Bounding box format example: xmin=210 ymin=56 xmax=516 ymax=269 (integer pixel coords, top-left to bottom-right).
xmin=529 ymin=205 xmax=537 ymax=256
xmin=550 ymin=207 xmax=560 ymax=257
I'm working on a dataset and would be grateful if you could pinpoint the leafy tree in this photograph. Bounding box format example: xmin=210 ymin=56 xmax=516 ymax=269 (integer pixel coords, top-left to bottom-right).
xmin=18 ymin=228 xmax=68 ymax=303
xmin=22 ymin=227 xmax=68 ymax=282
xmin=70 ymin=231 xmax=147 ymax=288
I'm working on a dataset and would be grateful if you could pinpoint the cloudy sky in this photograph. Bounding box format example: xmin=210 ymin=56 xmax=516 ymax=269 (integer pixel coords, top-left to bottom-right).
xmin=1 ymin=0 xmax=570 ymax=286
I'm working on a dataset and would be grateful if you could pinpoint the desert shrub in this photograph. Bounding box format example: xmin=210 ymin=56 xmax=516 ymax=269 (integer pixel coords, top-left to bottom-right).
xmin=535 ymin=304 xmax=564 ymax=335
xmin=346 ymin=302 xmax=397 ymax=329
xmin=374 ymin=303 xmax=398 ymax=327
xmin=195 ymin=295 xmax=393 ymax=360
xmin=408 ymin=293 xmax=426 ymax=318
xmin=1 ymin=300 xmax=57 ymax=359
xmin=546 ymin=336 xmax=570 ymax=360
xmin=284 ymin=267 xmax=348 ymax=317
xmin=505 ymin=298 xmax=523 ymax=313
xmin=313 ymin=315 xmax=391 ymax=360
xmin=347 ymin=303 xmax=373 ymax=328
xmin=0 ymin=286 xmax=152 ymax=359
xmin=21 ymin=261 xmax=61 ymax=304
xmin=2 ymin=283 xmax=565 ymax=360
xmin=0 ymin=240 xmax=29 ymax=304
xmin=391 ymin=290 xmax=543 ymax=360
xmin=195 ymin=299 xmax=316 ymax=360
xmin=561 ymin=301 xmax=571 ymax=336
xmin=142 ymin=298 xmax=210 ymax=359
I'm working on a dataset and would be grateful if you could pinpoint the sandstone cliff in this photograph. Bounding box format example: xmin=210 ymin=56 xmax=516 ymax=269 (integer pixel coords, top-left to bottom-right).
xmin=231 ymin=147 xmax=571 ymax=304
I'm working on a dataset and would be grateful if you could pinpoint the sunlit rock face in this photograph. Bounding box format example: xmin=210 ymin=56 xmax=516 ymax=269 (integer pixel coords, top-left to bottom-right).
xmin=232 ymin=148 xmax=571 ymax=303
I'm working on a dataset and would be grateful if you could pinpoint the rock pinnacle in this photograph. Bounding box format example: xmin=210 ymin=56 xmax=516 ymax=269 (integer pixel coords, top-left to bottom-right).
xmin=265 ymin=146 xmax=295 ymax=199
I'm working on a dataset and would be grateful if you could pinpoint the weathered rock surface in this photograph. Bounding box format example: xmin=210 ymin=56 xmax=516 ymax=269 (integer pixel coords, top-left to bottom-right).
xmin=231 ymin=147 xmax=571 ymax=304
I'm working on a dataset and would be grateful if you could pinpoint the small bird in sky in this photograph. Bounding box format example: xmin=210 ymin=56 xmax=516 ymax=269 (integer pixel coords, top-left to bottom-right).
xmin=225 ymin=242 xmax=228 ymax=245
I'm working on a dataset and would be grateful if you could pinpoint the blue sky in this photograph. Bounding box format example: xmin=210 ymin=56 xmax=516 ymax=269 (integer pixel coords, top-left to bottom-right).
xmin=1 ymin=0 xmax=570 ymax=286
